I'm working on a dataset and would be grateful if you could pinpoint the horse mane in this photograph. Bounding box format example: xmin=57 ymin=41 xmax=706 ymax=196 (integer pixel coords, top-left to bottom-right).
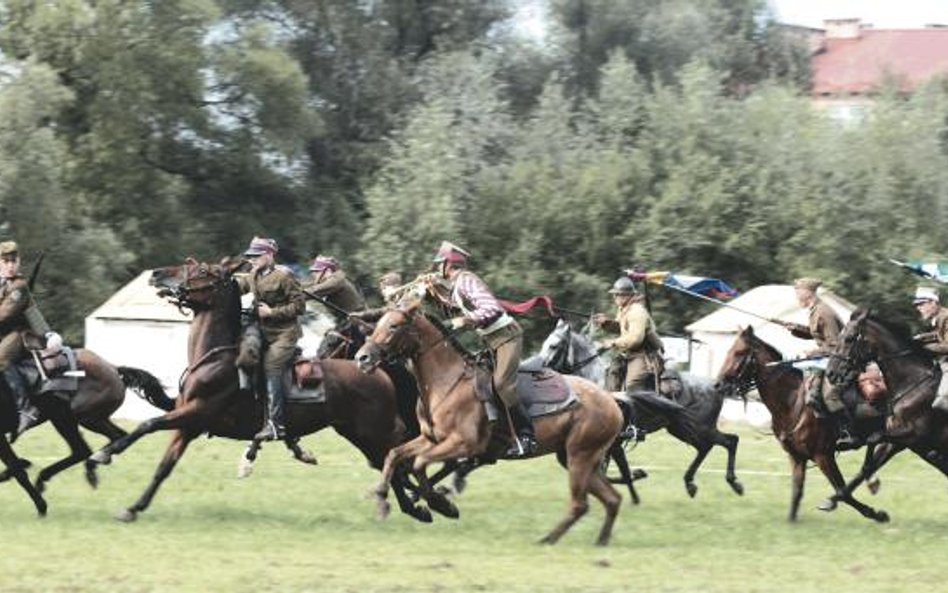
xmin=748 ymin=330 xmax=784 ymax=363
xmin=221 ymin=277 xmax=243 ymax=337
xmin=421 ymin=312 xmax=478 ymax=362
xmin=862 ymin=310 xmax=933 ymax=360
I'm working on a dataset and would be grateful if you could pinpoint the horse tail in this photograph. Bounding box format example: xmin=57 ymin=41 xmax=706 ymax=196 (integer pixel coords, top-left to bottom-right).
xmin=627 ymin=391 xmax=700 ymax=442
xmin=117 ymin=366 xmax=176 ymax=412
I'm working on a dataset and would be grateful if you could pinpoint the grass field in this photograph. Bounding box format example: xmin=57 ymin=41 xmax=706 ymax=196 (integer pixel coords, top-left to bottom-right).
xmin=1 ymin=421 xmax=946 ymax=593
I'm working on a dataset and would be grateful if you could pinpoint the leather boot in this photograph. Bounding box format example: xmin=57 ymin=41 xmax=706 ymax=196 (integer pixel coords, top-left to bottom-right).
xmin=506 ymin=401 xmax=537 ymax=458
xmin=3 ymin=368 xmax=37 ymax=441
xmin=805 ymin=372 xmax=828 ymax=418
xmin=255 ymin=374 xmax=287 ymax=441
xmin=833 ymin=408 xmax=861 ymax=450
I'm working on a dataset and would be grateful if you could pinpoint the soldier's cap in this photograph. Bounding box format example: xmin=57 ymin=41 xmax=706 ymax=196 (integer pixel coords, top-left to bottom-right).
xmin=309 ymin=255 xmax=339 ymax=272
xmin=379 ymin=271 xmax=402 ymax=287
xmin=793 ymin=277 xmax=822 ymax=292
xmin=913 ymin=286 xmax=939 ymax=304
xmin=432 ymin=241 xmax=470 ymax=265
xmin=244 ymin=236 xmax=278 ymax=257
xmin=0 ymin=241 xmax=19 ymax=260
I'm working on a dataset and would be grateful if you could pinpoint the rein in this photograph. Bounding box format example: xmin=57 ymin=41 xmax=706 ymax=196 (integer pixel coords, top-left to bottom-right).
xmin=178 ymin=345 xmax=238 ymax=392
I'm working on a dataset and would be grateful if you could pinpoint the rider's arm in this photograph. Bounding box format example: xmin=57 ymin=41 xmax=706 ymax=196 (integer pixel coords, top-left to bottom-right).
xmin=266 ymin=272 xmax=306 ymax=322
xmin=454 ymin=272 xmax=504 ymax=328
xmin=612 ymin=304 xmax=648 ymax=350
xmin=0 ymin=279 xmax=30 ymax=327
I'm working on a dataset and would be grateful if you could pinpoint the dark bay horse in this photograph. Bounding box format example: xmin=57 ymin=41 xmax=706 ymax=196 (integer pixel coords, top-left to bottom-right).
xmin=822 ymin=309 xmax=948 ymax=507
xmin=0 ymin=384 xmax=47 ymax=515
xmin=87 ymin=259 xmax=433 ymax=523
xmin=539 ymin=319 xmax=744 ymax=499
xmin=0 ymin=351 xmax=173 ymax=494
xmin=716 ymin=326 xmax=889 ymax=522
xmin=355 ymin=294 xmax=625 ymax=546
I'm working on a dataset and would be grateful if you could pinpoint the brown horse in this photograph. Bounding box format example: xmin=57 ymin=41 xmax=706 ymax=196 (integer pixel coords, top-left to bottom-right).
xmin=0 ymin=351 xmax=173 ymax=493
xmin=0 ymin=384 xmax=47 ymax=515
xmin=354 ymin=292 xmax=624 ymax=545
xmin=87 ymin=258 xmax=434 ymax=523
xmin=822 ymin=309 xmax=948 ymax=508
xmin=715 ymin=326 xmax=889 ymax=522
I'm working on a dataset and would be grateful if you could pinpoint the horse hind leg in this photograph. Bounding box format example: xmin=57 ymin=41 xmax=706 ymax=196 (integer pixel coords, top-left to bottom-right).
xmin=683 ymin=445 xmax=711 ymax=498
xmin=284 ymin=437 xmax=318 ymax=465
xmin=717 ymin=431 xmax=744 ymax=495
xmin=587 ymin=470 xmax=622 ymax=546
xmin=79 ymin=417 xmax=128 ymax=488
xmin=117 ymin=429 xmax=196 ymax=522
xmin=0 ymin=437 xmax=46 ymax=516
xmin=813 ymin=454 xmax=889 ymax=523
xmin=35 ymin=398 xmax=92 ymax=493
xmin=540 ymin=449 xmax=597 ymax=545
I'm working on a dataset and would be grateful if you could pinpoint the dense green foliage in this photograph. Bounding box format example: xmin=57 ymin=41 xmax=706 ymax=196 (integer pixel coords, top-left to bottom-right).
xmin=2 ymin=0 xmax=947 ymax=342
xmin=2 ymin=423 xmax=947 ymax=592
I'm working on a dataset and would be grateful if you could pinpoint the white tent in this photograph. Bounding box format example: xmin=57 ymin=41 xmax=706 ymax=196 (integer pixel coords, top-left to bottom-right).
xmin=685 ymin=284 xmax=857 ymax=378
xmin=85 ymin=271 xmax=331 ymax=419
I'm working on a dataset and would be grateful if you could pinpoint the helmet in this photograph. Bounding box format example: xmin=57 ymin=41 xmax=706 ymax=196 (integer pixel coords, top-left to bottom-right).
xmin=309 ymin=255 xmax=339 ymax=273
xmin=608 ymin=277 xmax=637 ymax=295
xmin=432 ymin=241 xmax=470 ymax=265
xmin=913 ymin=286 xmax=939 ymax=305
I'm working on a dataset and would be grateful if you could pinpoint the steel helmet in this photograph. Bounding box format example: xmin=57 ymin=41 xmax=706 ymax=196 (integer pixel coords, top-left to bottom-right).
xmin=608 ymin=276 xmax=637 ymax=295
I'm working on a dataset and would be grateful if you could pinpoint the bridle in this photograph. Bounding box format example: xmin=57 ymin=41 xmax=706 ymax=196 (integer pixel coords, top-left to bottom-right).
xmin=158 ymin=261 xmax=232 ymax=313
xmin=720 ymin=342 xmax=759 ymax=397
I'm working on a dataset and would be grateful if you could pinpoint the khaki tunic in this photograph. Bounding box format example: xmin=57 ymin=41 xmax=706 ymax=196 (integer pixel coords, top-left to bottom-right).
xmin=603 ymin=299 xmax=664 ymax=391
xmin=237 ymin=266 xmax=305 ymax=374
xmin=0 ymin=275 xmax=30 ymax=371
xmin=790 ymin=298 xmax=842 ymax=356
xmin=920 ymin=307 xmax=948 ymax=397
xmin=305 ymin=270 xmax=365 ymax=316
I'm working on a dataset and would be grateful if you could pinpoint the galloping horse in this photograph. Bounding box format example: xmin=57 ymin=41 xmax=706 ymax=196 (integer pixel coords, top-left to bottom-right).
xmin=716 ymin=326 xmax=889 ymax=522
xmin=355 ymin=293 xmax=626 ymax=545
xmin=0 ymin=351 xmax=173 ymax=494
xmin=822 ymin=309 xmax=948 ymax=507
xmin=88 ymin=259 xmax=434 ymax=523
xmin=539 ymin=319 xmax=744 ymax=499
xmin=0 ymin=384 xmax=46 ymax=515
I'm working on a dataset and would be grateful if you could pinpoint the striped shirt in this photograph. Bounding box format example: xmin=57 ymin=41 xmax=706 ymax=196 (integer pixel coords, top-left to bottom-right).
xmin=451 ymin=271 xmax=504 ymax=328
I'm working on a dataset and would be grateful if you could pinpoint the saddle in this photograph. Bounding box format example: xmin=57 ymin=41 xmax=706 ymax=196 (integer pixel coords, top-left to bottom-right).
xmin=15 ymin=342 xmax=81 ymax=397
xmin=471 ymin=354 xmax=578 ymax=420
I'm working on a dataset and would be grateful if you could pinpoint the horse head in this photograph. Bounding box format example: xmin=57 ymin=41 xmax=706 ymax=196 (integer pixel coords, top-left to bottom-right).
xmin=715 ymin=327 xmax=760 ymax=396
xmin=355 ymin=286 xmax=426 ymax=373
xmin=538 ymin=318 xmax=572 ymax=371
xmin=150 ymin=257 xmax=244 ymax=311
xmin=826 ymin=308 xmax=873 ymax=389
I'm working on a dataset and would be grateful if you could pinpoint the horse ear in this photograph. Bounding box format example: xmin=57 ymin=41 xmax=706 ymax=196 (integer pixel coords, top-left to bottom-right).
xmin=185 ymin=256 xmax=198 ymax=265
xmin=220 ymin=255 xmax=247 ymax=275
xmin=851 ymin=308 xmax=869 ymax=322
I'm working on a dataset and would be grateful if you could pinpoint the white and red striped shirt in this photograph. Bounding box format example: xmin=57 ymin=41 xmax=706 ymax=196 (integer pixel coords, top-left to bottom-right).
xmin=451 ymin=271 xmax=505 ymax=328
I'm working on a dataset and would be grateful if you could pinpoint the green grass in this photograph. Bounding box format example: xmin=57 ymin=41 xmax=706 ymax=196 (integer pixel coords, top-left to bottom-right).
xmin=1 ymin=422 xmax=946 ymax=593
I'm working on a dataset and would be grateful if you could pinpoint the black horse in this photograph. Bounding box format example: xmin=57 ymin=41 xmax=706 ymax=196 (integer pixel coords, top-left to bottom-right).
xmin=0 ymin=383 xmax=46 ymax=515
xmin=823 ymin=308 xmax=948 ymax=509
xmin=539 ymin=318 xmax=744 ymax=498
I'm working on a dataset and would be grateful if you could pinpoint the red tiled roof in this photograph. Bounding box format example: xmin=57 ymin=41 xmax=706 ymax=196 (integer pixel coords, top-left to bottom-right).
xmin=812 ymin=29 xmax=948 ymax=95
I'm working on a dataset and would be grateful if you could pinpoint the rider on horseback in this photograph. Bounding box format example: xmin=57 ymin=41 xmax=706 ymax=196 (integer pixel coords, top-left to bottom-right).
xmin=430 ymin=241 xmax=537 ymax=457
xmin=592 ymin=277 xmax=665 ymax=393
xmin=0 ymin=240 xmax=50 ymax=436
xmin=910 ymin=286 xmax=948 ymax=413
xmin=237 ymin=237 xmax=306 ymax=441
xmin=779 ymin=277 xmax=857 ymax=447
xmin=305 ymin=255 xmax=366 ymax=321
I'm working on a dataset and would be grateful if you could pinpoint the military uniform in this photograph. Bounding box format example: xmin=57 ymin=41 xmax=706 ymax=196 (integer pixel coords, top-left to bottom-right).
xmin=788 ymin=295 xmax=844 ymax=412
xmin=306 ymin=269 xmax=365 ymax=319
xmin=601 ymin=297 xmax=664 ymax=392
xmin=236 ymin=266 xmax=306 ymax=375
xmin=916 ymin=306 xmax=948 ymax=411
xmin=0 ymin=273 xmax=29 ymax=373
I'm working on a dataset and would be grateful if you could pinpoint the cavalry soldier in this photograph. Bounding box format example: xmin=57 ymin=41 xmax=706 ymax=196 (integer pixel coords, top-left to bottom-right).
xmin=305 ymin=255 xmax=366 ymax=321
xmin=592 ymin=276 xmax=664 ymax=393
xmin=430 ymin=241 xmax=536 ymax=457
xmin=910 ymin=286 xmax=948 ymax=413
xmin=236 ymin=237 xmax=306 ymax=441
xmin=780 ymin=277 xmax=855 ymax=444
xmin=0 ymin=241 xmax=48 ymax=434
xmin=351 ymin=271 xmax=403 ymax=324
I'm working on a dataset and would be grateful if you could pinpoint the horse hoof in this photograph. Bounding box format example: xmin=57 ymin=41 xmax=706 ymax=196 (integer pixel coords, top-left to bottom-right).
xmin=452 ymin=475 xmax=467 ymax=494
xmin=236 ymin=459 xmax=254 ymax=479
xmin=875 ymin=510 xmax=890 ymax=523
xmin=817 ymin=499 xmax=837 ymax=512
xmin=90 ymin=451 xmax=112 ymax=465
xmin=114 ymin=509 xmax=137 ymax=523
xmin=411 ymin=506 xmax=433 ymax=524
xmin=376 ymin=500 xmax=392 ymax=521
xmin=429 ymin=498 xmax=460 ymax=520
xmin=685 ymin=482 xmax=698 ymax=498
xmin=729 ymin=479 xmax=745 ymax=496
xmin=85 ymin=469 xmax=99 ymax=490
xmin=868 ymin=478 xmax=881 ymax=495
xmin=294 ymin=450 xmax=318 ymax=465
xmin=36 ymin=500 xmax=48 ymax=517
xmin=631 ymin=469 xmax=648 ymax=481
xmin=34 ymin=479 xmax=46 ymax=495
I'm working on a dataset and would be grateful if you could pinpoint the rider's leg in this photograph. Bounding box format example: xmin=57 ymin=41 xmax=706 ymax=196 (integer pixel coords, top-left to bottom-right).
xmin=489 ymin=325 xmax=536 ymax=457
xmin=0 ymin=335 xmax=36 ymax=438
xmin=932 ymin=361 xmax=948 ymax=413
xmin=822 ymin=374 xmax=860 ymax=448
xmin=604 ymin=355 xmax=627 ymax=392
xmin=624 ymin=355 xmax=652 ymax=393
xmin=255 ymin=334 xmax=294 ymax=441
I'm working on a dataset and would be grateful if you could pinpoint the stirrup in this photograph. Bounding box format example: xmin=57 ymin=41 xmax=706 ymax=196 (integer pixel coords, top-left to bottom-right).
xmin=254 ymin=421 xmax=285 ymax=442
xmin=506 ymin=434 xmax=538 ymax=458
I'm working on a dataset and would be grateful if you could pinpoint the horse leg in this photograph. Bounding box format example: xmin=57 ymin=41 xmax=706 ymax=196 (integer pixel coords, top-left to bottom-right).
xmin=0 ymin=457 xmax=31 ymax=483
xmin=683 ymin=444 xmax=711 ymax=498
xmin=812 ymin=453 xmax=889 ymax=522
xmin=284 ymin=437 xmax=318 ymax=465
xmin=389 ymin=467 xmax=433 ymax=524
xmin=820 ymin=443 xmax=902 ymax=510
xmin=606 ymin=442 xmax=642 ymax=505
xmin=79 ymin=417 xmax=128 ymax=488
xmin=586 ymin=470 xmax=622 ymax=546
xmin=540 ymin=448 xmax=597 ymax=545
xmin=717 ymin=431 xmax=744 ymax=495
xmin=912 ymin=445 xmax=948 ymax=478
xmin=117 ymin=429 xmax=196 ymax=522
xmin=237 ymin=440 xmax=263 ymax=479
xmin=89 ymin=401 xmax=201 ymax=465
xmin=0 ymin=436 xmax=46 ymax=516
xmin=34 ymin=399 xmax=93 ymax=494
xmin=788 ymin=457 xmax=806 ymax=522
xmin=408 ymin=436 xmax=473 ymax=520
xmin=375 ymin=435 xmax=431 ymax=520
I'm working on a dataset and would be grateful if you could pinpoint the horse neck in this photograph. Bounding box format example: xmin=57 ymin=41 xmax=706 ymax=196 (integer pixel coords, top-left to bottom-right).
xmin=750 ymin=342 xmax=803 ymax=420
xmin=868 ymin=321 xmax=933 ymax=387
xmin=188 ymin=291 xmax=240 ymax=363
xmin=409 ymin=316 xmax=471 ymax=404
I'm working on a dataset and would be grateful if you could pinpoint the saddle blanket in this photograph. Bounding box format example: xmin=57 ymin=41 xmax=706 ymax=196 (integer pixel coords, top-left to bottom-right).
xmin=516 ymin=367 xmax=578 ymax=418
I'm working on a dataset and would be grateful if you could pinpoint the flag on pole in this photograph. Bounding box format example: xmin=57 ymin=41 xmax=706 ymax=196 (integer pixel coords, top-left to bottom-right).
xmin=627 ymin=270 xmax=740 ymax=300
xmin=889 ymin=258 xmax=948 ymax=284
xmin=498 ymin=295 xmax=558 ymax=316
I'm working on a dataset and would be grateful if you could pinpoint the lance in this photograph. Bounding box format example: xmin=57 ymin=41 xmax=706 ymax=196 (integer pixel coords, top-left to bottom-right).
xmin=659 ymin=281 xmax=784 ymax=325
xmin=28 ymin=251 xmax=45 ymax=292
